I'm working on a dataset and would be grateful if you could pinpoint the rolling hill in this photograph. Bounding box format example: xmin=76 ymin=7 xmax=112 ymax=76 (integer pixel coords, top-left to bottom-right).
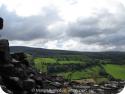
xmin=10 ymin=46 xmax=125 ymax=81
xmin=10 ymin=46 xmax=125 ymax=59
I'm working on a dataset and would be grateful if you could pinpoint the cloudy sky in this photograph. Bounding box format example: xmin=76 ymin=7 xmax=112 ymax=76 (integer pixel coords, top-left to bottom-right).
xmin=0 ymin=0 xmax=125 ymax=51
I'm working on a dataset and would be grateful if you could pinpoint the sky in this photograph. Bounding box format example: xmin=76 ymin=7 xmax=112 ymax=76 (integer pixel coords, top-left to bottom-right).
xmin=0 ymin=0 xmax=125 ymax=51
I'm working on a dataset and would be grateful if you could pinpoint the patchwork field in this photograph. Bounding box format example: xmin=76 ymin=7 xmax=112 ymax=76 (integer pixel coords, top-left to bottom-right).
xmin=56 ymin=66 xmax=107 ymax=80
xmin=10 ymin=46 xmax=125 ymax=84
xmin=103 ymin=64 xmax=125 ymax=80
xmin=34 ymin=57 xmax=125 ymax=81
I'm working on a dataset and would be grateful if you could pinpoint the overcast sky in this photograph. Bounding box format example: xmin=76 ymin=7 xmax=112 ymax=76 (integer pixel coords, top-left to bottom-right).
xmin=0 ymin=0 xmax=125 ymax=51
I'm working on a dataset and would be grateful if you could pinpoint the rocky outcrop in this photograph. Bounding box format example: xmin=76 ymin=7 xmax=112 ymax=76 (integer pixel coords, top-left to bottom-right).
xmin=0 ymin=39 xmax=44 ymax=94
xmin=0 ymin=39 xmax=66 ymax=94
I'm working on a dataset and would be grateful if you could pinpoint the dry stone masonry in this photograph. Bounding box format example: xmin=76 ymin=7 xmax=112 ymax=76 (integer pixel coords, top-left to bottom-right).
xmin=0 ymin=40 xmax=43 ymax=94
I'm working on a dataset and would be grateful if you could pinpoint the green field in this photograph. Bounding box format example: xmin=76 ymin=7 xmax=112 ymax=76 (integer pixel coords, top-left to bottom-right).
xmin=103 ymin=64 xmax=125 ymax=80
xmin=34 ymin=57 xmax=84 ymax=65
xmin=11 ymin=46 xmax=125 ymax=84
xmin=58 ymin=61 xmax=83 ymax=64
xmin=55 ymin=66 xmax=108 ymax=84
xmin=34 ymin=57 xmax=125 ymax=81
xmin=34 ymin=58 xmax=56 ymax=64
xmin=34 ymin=57 xmax=85 ymax=73
xmin=56 ymin=66 xmax=103 ymax=79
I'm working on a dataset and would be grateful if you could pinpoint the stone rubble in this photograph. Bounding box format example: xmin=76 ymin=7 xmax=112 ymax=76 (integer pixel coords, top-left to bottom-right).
xmin=0 ymin=39 xmax=44 ymax=94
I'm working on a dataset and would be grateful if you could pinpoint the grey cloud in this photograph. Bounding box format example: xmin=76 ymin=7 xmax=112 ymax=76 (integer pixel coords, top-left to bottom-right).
xmin=81 ymin=32 xmax=125 ymax=46
xmin=67 ymin=10 xmax=118 ymax=38
xmin=0 ymin=5 xmax=61 ymax=41
xmin=66 ymin=5 xmax=125 ymax=50
xmin=67 ymin=17 xmax=100 ymax=38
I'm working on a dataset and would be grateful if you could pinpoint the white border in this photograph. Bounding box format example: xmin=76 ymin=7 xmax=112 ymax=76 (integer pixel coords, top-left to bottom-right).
xmin=118 ymin=86 xmax=125 ymax=94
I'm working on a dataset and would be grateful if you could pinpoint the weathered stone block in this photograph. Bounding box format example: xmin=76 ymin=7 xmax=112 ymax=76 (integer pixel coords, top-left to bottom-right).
xmin=23 ymin=78 xmax=35 ymax=90
xmin=0 ymin=39 xmax=10 ymax=63
xmin=0 ymin=17 xmax=3 ymax=29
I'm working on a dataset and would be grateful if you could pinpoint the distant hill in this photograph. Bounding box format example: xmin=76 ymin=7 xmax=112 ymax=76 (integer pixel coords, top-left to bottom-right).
xmin=10 ymin=46 xmax=125 ymax=62
xmin=10 ymin=46 xmax=84 ymax=57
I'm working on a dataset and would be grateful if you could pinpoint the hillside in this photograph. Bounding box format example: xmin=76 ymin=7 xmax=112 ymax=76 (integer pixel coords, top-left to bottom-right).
xmin=10 ymin=46 xmax=125 ymax=81
xmin=10 ymin=46 xmax=125 ymax=60
xmin=10 ymin=46 xmax=84 ymax=57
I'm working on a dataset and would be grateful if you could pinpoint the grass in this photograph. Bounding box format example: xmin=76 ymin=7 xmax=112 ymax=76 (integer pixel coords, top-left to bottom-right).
xmin=55 ymin=66 xmax=108 ymax=84
xmin=34 ymin=57 xmax=85 ymax=73
xmin=56 ymin=66 xmax=102 ymax=80
xmin=34 ymin=58 xmax=125 ymax=81
xmin=34 ymin=61 xmax=47 ymax=73
xmin=34 ymin=57 xmax=56 ymax=64
xmin=103 ymin=64 xmax=125 ymax=80
xmin=58 ymin=61 xmax=83 ymax=64
xmin=34 ymin=57 xmax=84 ymax=65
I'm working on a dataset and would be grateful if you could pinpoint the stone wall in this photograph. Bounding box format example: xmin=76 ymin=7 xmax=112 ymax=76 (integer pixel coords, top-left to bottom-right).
xmin=0 ymin=39 xmax=10 ymax=63
xmin=0 ymin=40 xmax=44 ymax=94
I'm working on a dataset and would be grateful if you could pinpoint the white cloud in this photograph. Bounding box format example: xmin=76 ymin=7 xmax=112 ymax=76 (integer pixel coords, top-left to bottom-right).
xmin=0 ymin=0 xmax=122 ymax=21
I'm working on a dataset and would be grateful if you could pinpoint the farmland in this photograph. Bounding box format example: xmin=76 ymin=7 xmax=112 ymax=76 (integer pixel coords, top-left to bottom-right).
xmin=10 ymin=46 xmax=125 ymax=83
xmin=33 ymin=56 xmax=125 ymax=83
xmin=103 ymin=64 xmax=125 ymax=80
